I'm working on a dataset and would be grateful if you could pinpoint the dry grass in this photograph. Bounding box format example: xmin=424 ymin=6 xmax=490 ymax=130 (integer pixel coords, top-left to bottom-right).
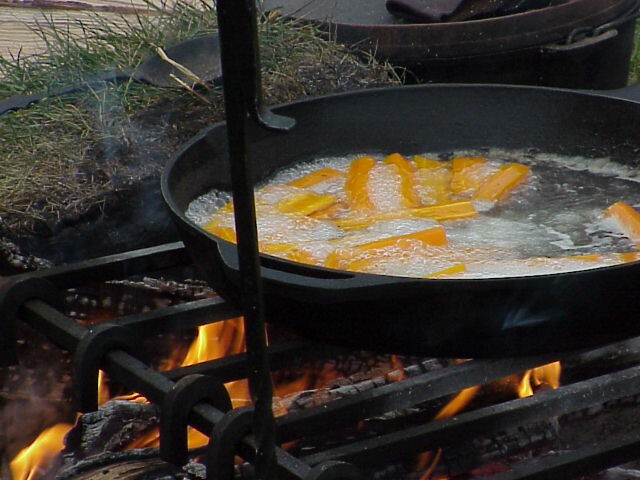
xmin=0 ymin=3 xmax=396 ymax=235
xmin=1 ymin=9 xmax=638 ymax=238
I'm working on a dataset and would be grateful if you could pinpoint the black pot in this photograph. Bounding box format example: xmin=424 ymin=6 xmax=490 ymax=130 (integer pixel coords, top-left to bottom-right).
xmin=262 ymin=0 xmax=640 ymax=89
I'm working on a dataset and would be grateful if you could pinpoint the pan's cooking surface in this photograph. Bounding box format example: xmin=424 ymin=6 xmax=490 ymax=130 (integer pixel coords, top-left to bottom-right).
xmin=186 ymin=148 xmax=640 ymax=279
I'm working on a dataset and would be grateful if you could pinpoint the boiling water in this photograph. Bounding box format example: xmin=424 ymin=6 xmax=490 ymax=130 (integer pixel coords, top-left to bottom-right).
xmin=186 ymin=149 xmax=640 ymax=279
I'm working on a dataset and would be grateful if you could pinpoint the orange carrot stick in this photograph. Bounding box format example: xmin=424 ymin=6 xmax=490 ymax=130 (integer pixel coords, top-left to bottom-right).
xmin=334 ymin=201 xmax=477 ymax=230
xmin=412 ymin=201 xmax=477 ymax=221
xmin=413 ymin=155 xmax=443 ymax=169
xmin=275 ymin=191 xmax=338 ymax=216
xmin=355 ymin=226 xmax=447 ymax=250
xmin=450 ymin=156 xmax=487 ymax=195
xmin=605 ymin=201 xmax=640 ymax=243
xmin=287 ymin=167 xmax=344 ymax=188
xmin=425 ymin=263 xmax=466 ymax=278
xmin=203 ymin=223 xmax=236 ymax=242
xmin=344 ymin=156 xmax=376 ymax=212
xmin=384 ymin=152 xmax=419 ymax=207
xmin=415 ymin=165 xmax=452 ymax=204
xmin=474 ymin=163 xmax=530 ymax=202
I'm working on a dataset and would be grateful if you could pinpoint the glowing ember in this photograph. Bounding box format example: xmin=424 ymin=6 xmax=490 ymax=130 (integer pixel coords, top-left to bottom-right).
xmin=10 ymin=423 xmax=73 ymax=480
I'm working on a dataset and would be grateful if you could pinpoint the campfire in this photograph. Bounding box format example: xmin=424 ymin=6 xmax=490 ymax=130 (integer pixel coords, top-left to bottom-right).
xmin=5 ymin=242 xmax=640 ymax=480
xmin=3 ymin=0 xmax=640 ymax=478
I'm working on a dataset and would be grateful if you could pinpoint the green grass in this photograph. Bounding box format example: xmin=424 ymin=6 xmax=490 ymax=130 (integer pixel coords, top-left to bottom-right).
xmin=1 ymin=11 xmax=638 ymax=237
xmin=631 ymin=19 xmax=640 ymax=83
xmin=0 ymin=3 xmax=393 ymax=234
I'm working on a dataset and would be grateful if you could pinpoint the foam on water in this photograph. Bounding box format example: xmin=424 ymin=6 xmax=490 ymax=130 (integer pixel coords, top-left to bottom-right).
xmin=187 ymin=149 xmax=640 ymax=278
xmin=367 ymin=163 xmax=404 ymax=211
xmin=254 ymin=206 xmax=344 ymax=244
xmin=186 ymin=190 xmax=232 ymax=226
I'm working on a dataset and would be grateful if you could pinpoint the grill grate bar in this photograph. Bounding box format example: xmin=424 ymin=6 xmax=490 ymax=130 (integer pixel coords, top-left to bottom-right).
xmin=277 ymin=354 xmax=561 ymax=441
xmin=302 ymin=362 xmax=640 ymax=470
xmin=21 ymin=242 xmax=189 ymax=289
xmin=163 ymin=340 xmax=345 ymax=384
xmin=7 ymin=241 xmax=640 ymax=479
xmin=13 ymin=292 xmax=313 ymax=479
xmin=114 ymin=296 xmax=242 ymax=335
xmin=481 ymin=429 xmax=640 ymax=480
xmin=102 ymin=349 xmax=313 ymax=479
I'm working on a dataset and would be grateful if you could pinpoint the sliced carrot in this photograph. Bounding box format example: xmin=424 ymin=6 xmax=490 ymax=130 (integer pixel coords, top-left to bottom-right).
xmin=344 ymin=156 xmax=376 ymax=212
xmin=605 ymin=201 xmax=640 ymax=243
xmin=217 ymin=202 xmax=234 ymax=213
xmin=412 ymin=201 xmax=477 ymax=221
xmin=450 ymin=156 xmax=488 ymax=195
xmin=333 ymin=210 xmax=412 ymax=230
xmin=334 ymin=201 xmax=476 ymax=230
xmin=260 ymin=243 xmax=294 ymax=254
xmin=474 ymin=163 xmax=530 ymax=202
xmin=345 ymin=256 xmax=377 ymax=272
xmin=309 ymin=201 xmax=347 ymax=220
xmin=275 ymin=191 xmax=338 ymax=216
xmin=415 ymin=166 xmax=452 ymax=204
xmin=203 ymin=223 xmax=236 ymax=242
xmin=383 ymin=152 xmax=419 ymax=207
xmin=567 ymin=253 xmax=601 ymax=262
xmin=284 ymin=248 xmax=322 ymax=266
xmin=425 ymin=263 xmax=466 ymax=278
xmin=384 ymin=153 xmax=416 ymax=173
xmin=287 ymin=167 xmax=344 ymax=188
xmin=619 ymin=251 xmax=640 ymax=262
xmin=413 ymin=155 xmax=443 ymax=169
xmin=324 ymin=249 xmax=361 ymax=269
xmin=355 ymin=226 xmax=447 ymax=250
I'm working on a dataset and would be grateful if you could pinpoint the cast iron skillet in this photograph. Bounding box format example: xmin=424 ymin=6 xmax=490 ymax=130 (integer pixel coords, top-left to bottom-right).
xmin=162 ymin=81 xmax=640 ymax=358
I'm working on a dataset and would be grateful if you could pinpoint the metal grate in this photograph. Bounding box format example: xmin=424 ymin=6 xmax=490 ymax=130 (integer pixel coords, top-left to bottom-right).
xmin=4 ymin=242 xmax=640 ymax=479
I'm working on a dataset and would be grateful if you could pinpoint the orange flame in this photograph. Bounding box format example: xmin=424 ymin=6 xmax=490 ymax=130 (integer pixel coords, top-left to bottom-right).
xmin=98 ymin=369 xmax=109 ymax=406
xmin=10 ymin=423 xmax=73 ymax=480
xmin=182 ymin=319 xmax=245 ymax=366
xmin=433 ymin=385 xmax=480 ymax=421
xmin=181 ymin=319 xmax=250 ymax=410
xmin=517 ymin=362 xmax=561 ymax=398
xmin=415 ymin=384 xmax=480 ymax=479
xmin=180 ymin=319 xmax=250 ymax=448
xmin=123 ymin=318 xmax=250 ymax=451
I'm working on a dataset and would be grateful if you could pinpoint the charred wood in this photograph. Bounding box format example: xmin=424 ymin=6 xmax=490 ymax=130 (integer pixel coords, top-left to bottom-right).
xmin=63 ymin=400 xmax=159 ymax=464
xmin=57 ymin=455 xmax=200 ymax=480
xmin=65 ymin=277 xmax=216 ymax=321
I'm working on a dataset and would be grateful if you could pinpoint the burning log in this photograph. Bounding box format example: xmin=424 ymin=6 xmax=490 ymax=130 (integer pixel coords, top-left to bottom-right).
xmin=55 ymin=401 xmax=207 ymax=480
xmin=62 ymin=400 xmax=159 ymax=463
xmin=57 ymin=458 xmax=190 ymax=480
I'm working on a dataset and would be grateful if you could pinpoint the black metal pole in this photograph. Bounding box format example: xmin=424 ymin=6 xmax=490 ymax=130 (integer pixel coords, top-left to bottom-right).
xmin=215 ymin=0 xmax=293 ymax=478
